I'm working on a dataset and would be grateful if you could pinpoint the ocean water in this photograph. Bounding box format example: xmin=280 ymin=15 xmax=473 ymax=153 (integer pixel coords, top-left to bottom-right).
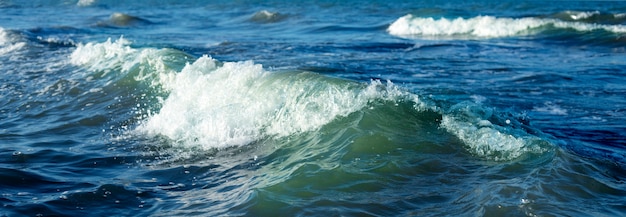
xmin=1 ymin=0 xmax=625 ymax=216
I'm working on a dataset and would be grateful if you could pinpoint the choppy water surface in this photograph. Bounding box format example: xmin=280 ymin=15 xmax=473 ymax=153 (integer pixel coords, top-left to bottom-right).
xmin=1 ymin=0 xmax=625 ymax=216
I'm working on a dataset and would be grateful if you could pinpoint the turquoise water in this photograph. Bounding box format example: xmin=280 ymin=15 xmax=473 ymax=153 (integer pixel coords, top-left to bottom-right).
xmin=1 ymin=0 xmax=625 ymax=216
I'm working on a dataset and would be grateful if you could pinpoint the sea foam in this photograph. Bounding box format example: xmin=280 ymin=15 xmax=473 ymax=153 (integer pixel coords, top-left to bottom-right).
xmin=439 ymin=103 xmax=549 ymax=161
xmin=0 ymin=27 xmax=26 ymax=56
xmin=388 ymin=14 xmax=626 ymax=39
xmin=70 ymin=37 xmax=179 ymax=82
xmin=135 ymin=55 xmax=409 ymax=150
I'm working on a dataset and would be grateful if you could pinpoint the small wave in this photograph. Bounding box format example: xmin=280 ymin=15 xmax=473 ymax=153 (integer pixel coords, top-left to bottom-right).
xmin=69 ymin=37 xmax=191 ymax=90
xmin=388 ymin=14 xmax=626 ymax=39
xmin=440 ymin=102 xmax=552 ymax=161
xmin=564 ymin=11 xmax=600 ymax=21
xmin=71 ymin=37 xmax=173 ymax=75
xmin=533 ymin=102 xmax=568 ymax=115
xmin=96 ymin=13 xmax=152 ymax=27
xmin=77 ymin=0 xmax=96 ymax=7
xmin=551 ymin=11 xmax=626 ymax=25
xmin=70 ymin=37 xmax=139 ymax=76
xmin=0 ymin=27 xmax=27 ymax=56
xmin=250 ymin=10 xmax=286 ymax=23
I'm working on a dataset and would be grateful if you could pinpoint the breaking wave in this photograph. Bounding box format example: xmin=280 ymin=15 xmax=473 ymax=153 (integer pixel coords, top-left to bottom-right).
xmin=70 ymin=38 xmax=553 ymax=161
xmin=388 ymin=14 xmax=626 ymax=39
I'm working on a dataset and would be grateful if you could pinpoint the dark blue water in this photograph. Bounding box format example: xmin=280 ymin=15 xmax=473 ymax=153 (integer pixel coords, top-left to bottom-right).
xmin=1 ymin=0 xmax=625 ymax=216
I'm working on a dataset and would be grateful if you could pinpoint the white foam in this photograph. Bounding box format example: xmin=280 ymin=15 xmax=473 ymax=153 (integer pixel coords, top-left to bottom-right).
xmin=0 ymin=27 xmax=26 ymax=56
xmin=70 ymin=37 xmax=174 ymax=81
xmin=564 ymin=11 xmax=600 ymax=20
xmin=77 ymin=0 xmax=96 ymax=7
xmin=0 ymin=27 xmax=8 ymax=45
xmin=388 ymin=15 xmax=626 ymax=39
xmin=136 ymin=55 xmax=409 ymax=150
xmin=70 ymin=37 xmax=136 ymax=71
xmin=533 ymin=102 xmax=568 ymax=115
xmin=440 ymin=116 xmax=535 ymax=161
xmin=438 ymin=103 xmax=546 ymax=161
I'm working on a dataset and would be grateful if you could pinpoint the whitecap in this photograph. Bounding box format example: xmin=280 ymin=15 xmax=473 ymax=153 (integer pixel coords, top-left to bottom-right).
xmin=388 ymin=14 xmax=626 ymax=39
xmin=108 ymin=13 xmax=151 ymax=27
xmin=77 ymin=0 xmax=96 ymax=7
xmin=250 ymin=10 xmax=286 ymax=23
xmin=136 ymin=55 xmax=410 ymax=150
xmin=533 ymin=102 xmax=568 ymax=115
xmin=565 ymin=11 xmax=600 ymax=20
xmin=70 ymin=37 xmax=178 ymax=82
xmin=439 ymin=103 xmax=549 ymax=161
xmin=0 ymin=27 xmax=26 ymax=56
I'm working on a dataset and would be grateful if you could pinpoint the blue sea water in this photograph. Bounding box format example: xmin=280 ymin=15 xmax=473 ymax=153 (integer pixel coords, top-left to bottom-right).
xmin=1 ymin=0 xmax=625 ymax=216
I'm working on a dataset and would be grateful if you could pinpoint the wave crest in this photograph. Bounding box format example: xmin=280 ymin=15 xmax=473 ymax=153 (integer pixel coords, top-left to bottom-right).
xmin=388 ymin=14 xmax=626 ymax=39
xmin=136 ymin=55 xmax=409 ymax=150
xmin=0 ymin=27 xmax=27 ymax=56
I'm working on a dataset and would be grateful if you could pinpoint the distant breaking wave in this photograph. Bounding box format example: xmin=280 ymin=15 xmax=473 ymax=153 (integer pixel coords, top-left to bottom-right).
xmin=388 ymin=14 xmax=626 ymax=39
xmin=250 ymin=10 xmax=286 ymax=23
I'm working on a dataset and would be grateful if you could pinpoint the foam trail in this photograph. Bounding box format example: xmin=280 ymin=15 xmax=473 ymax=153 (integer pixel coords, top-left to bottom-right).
xmin=388 ymin=15 xmax=626 ymax=39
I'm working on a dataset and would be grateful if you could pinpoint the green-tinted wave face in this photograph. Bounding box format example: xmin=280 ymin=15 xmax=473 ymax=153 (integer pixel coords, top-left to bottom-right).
xmin=69 ymin=38 xmax=556 ymax=215
xmin=237 ymin=97 xmax=554 ymax=216
xmin=69 ymin=38 xmax=554 ymax=163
